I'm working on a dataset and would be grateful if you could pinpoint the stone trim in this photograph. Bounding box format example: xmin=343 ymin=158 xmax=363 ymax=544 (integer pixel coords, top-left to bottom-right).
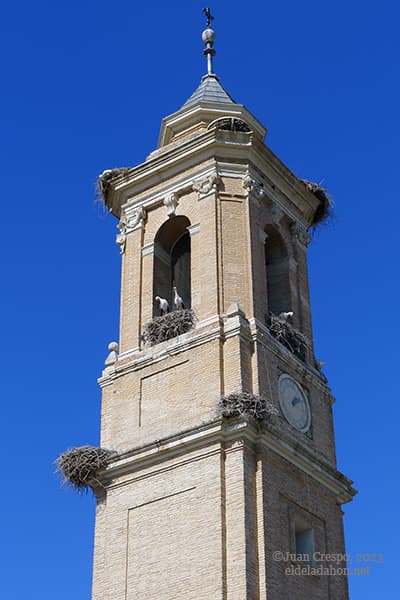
xmin=100 ymin=315 xmax=224 ymax=384
xmin=141 ymin=243 xmax=154 ymax=256
xmin=97 ymin=418 xmax=356 ymax=504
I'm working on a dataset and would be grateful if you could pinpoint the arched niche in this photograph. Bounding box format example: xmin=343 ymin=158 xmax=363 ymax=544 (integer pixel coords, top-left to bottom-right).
xmin=153 ymin=216 xmax=191 ymax=316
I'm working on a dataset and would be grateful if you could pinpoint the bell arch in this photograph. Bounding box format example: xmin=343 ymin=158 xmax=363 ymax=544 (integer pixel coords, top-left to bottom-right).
xmin=264 ymin=225 xmax=291 ymax=317
xmin=153 ymin=216 xmax=191 ymax=316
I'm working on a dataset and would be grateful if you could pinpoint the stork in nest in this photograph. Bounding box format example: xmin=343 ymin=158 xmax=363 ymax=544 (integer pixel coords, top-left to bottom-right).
xmin=155 ymin=296 xmax=169 ymax=316
xmin=172 ymin=286 xmax=184 ymax=310
xmin=278 ymin=311 xmax=294 ymax=322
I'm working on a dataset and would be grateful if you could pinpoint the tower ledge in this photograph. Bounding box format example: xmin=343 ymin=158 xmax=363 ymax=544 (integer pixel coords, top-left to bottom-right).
xmin=95 ymin=418 xmax=356 ymax=505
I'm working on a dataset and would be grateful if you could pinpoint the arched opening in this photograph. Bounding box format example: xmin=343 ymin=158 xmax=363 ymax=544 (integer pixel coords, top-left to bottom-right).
xmin=153 ymin=216 xmax=191 ymax=316
xmin=264 ymin=226 xmax=291 ymax=317
xmin=207 ymin=116 xmax=251 ymax=133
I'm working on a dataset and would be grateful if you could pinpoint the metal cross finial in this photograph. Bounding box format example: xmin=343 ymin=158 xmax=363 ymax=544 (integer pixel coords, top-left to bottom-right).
xmin=203 ymin=7 xmax=214 ymax=28
xmin=202 ymin=8 xmax=216 ymax=76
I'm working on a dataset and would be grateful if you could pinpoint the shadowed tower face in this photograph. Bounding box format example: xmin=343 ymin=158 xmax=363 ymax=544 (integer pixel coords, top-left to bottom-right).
xmin=92 ymin=11 xmax=355 ymax=600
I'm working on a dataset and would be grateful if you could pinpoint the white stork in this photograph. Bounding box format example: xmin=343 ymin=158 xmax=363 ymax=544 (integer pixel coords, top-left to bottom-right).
xmin=278 ymin=311 xmax=294 ymax=322
xmin=173 ymin=286 xmax=184 ymax=310
xmin=155 ymin=296 xmax=169 ymax=316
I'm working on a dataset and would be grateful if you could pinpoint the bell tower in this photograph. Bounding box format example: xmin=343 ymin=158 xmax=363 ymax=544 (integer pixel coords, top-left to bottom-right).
xmin=92 ymin=11 xmax=355 ymax=600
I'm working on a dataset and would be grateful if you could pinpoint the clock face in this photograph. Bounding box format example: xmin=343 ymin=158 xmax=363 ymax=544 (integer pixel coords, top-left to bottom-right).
xmin=278 ymin=374 xmax=311 ymax=433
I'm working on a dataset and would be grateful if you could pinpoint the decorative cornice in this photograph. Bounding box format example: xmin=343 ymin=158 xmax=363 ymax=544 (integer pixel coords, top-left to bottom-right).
xmin=192 ymin=172 xmax=220 ymax=199
xmin=97 ymin=418 xmax=356 ymax=504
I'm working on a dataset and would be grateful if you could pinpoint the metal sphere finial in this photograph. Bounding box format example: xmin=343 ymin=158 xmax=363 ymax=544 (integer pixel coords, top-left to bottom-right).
xmin=202 ymin=27 xmax=216 ymax=44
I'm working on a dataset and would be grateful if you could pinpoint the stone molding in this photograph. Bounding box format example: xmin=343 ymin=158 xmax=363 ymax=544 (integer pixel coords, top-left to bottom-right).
xmin=96 ymin=418 xmax=356 ymax=504
xmin=99 ymin=315 xmax=224 ymax=385
xmin=141 ymin=243 xmax=154 ymax=256
xmin=187 ymin=223 xmax=200 ymax=237
xmin=223 ymin=303 xmax=253 ymax=342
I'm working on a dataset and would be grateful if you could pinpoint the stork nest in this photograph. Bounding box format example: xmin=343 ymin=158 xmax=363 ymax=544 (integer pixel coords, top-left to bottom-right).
xmin=142 ymin=309 xmax=196 ymax=346
xmin=267 ymin=314 xmax=309 ymax=362
xmin=216 ymin=392 xmax=278 ymax=421
xmin=96 ymin=168 xmax=130 ymax=207
xmin=301 ymin=180 xmax=333 ymax=227
xmin=56 ymin=446 xmax=116 ymax=493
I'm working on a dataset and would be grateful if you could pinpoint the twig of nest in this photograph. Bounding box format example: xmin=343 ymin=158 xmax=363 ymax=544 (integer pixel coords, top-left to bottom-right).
xmin=56 ymin=445 xmax=116 ymax=493
xmin=267 ymin=314 xmax=309 ymax=362
xmin=96 ymin=168 xmax=130 ymax=207
xmin=216 ymin=392 xmax=278 ymax=422
xmin=301 ymin=180 xmax=333 ymax=227
xmin=142 ymin=309 xmax=196 ymax=346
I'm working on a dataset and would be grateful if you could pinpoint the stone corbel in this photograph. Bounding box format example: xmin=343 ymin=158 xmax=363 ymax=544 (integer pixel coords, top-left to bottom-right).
xmin=290 ymin=222 xmax=312 ymax=247
xmin=192 ymin=172 xmax=220 ymax=199
xmin=164 ymin=192 xmax=179 ymax=217
xmin=242 ymin=174 xmax=265 ymax=202
xmin=116 ymin=207 xmax=146 ymax=254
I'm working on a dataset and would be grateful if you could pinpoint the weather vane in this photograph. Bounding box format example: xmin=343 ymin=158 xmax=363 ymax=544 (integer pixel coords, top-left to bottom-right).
xmin=203 ymin=7 xmax=214 ymax=28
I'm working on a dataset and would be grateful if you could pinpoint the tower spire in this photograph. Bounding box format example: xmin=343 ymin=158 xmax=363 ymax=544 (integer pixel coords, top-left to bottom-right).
xmin=202 ymin=7 xmax=216 ymax=76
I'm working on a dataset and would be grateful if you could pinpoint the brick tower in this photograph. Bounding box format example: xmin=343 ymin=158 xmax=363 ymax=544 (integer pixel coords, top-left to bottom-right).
xmin=92 ymin=12 xmax=356 ymax=600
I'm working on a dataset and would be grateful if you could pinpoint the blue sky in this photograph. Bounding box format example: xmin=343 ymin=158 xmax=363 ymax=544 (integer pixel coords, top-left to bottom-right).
xmin=1 ymin=1 xmax=398 ymax=598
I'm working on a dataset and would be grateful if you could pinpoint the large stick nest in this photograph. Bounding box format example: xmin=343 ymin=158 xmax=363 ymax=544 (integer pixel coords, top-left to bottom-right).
xmin=56 ymin=446 xmax=116 ymax=493
xmin=216 ymin=392 xmax=278 ymax=422
xmin=301 ymin=180 xmax=333 ymax=227
xmin=142 ymin=309 xmax=196 ymax=346
xmin=96 ymin=168 xmax=130 ymax=207
xmin=267 ymin=314 xmax=309 ymax=362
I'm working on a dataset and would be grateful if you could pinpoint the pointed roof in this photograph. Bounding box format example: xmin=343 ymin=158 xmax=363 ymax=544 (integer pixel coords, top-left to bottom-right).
xmin=182 ymin=74 xmax=236 ymax=109
xmin=156 ymin=11 xmax=267 ymax=148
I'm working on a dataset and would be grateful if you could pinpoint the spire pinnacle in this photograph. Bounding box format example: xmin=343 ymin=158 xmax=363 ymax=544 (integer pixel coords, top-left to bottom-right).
xmin=202 ymin=8 xmax=216 ymax=76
